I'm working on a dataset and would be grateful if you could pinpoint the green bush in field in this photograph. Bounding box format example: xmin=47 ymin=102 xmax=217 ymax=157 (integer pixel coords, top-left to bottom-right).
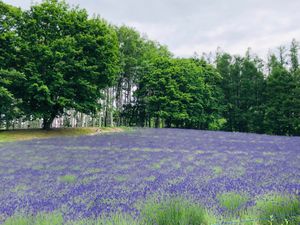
xmin=58 ymin=175 xmax=77 ymax=183
xmin=70 ymin=213 xmax=138 ymax=225
xmin=140 ymin=196 xmax=207 ymax=225
xmin=4 ymin=192 xmax=300 ymax=225
xmin=253 ymin=193 xmax=300 ymax=225
xmin=217 ymin=192 xmax=249 ymax=217
xmin=4 ymin=212 xmax=137 ymax=225
xmin=4 ymin=212 xmax=63 ymax=225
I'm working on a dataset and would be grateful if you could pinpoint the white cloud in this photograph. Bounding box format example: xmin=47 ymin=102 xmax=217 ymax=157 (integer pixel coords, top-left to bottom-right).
xmin=3 ymin=0 xmax=300 ymax=57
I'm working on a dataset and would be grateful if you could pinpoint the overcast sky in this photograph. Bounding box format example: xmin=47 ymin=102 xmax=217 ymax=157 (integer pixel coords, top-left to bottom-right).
xmin=4 ymin=0 xmax=300 ymax=57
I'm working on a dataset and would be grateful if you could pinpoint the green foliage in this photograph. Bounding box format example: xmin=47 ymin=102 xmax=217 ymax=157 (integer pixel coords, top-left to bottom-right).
xmin=4 ymin=212 xmax=63 ymax=225
xmin=15 ymin=0 xmax=119 ymax=129
xmin=4 ymin=212 xmax=138 ymax=225
xmin=215 ymin=45 xmax=300 ymax=136
xmin=119 ymin=36 xmax=174 ymax=127
xmin=264 ymin=57 xmax=297 ymax=135
xmin=216 ymin=50 xmax=266 ymax=133
xmin=253 ymin=193 xmax=300 ymax=225
xmin=290 ymin=39 xmax=299 ymax=72
xmin=1 ymin=0 xmax=300 ymax=135
xmin=0 ymin=69 xmax=25 ymax=127
xmin=212 ymin=166 xmax=223 ymax=175
xmin=114 ymin=26 xmax=147 ymax=126
xmin=217 ymin=192 xmax=249 ymax=217
xmin=70 ymin=213 xmax=138 ymax=225
xmin=136 ymin=57 xmax=223 ymax=129
xmin=58 ymin=175 xmax=76 ymax=183
xmin=114 ymin=175 xmax=129 ymax=182
xmin=3 ymin=193 xmax=300 ymax=225
xmin=209 ymin=118 xmax=227 ymax=130
xmin=0 ymin=1 xmax=22 ymax=68
xmin=144 ymin=175 xmax=156 ymax=181
xmin=140 ymin=196 xmax=207 ymax=225
xmin=0 ymin=2 xmax=25 ymax=128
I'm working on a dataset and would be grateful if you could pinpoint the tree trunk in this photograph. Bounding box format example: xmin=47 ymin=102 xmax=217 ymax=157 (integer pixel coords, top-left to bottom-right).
xmin=98 ymin=112 xmax=102 ymax=127
xmin=5 ymin=119 xmax=9 ymax=130
xmin=81 ymin=113 xmax=84 ymax=127
xmin=42 ymin=119 xmax=52 ymax=130
xmin=155 ymin=117 xmax=160 ymax=128
xmin=19 ymin=118 xmax=22 ymax=129
xmin=92 ymin=116 xmax=95 ymax=127
xmin=42 ymin=113 xmax=56 ymax=130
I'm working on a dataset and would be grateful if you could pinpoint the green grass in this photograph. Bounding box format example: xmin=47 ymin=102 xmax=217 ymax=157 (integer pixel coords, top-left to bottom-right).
xmin=144 ymin=175 xmax=156 ymax=182
xmin=3 ymin=212 xmax=63 ymax=225
xmin=0 ymin=127 xmax=127 ymax=142
xmin=253 ymin=193 xmax=300 ymax=225
xmin=212 ymin=166 xmax=223 ymax=175
xmin=3 ymin=193 xmax=300 ymax=225
xmin=151 ymin=163 xmax=162 ymax=169
xmin=69 ymin=213 xmax=138 ymax=225
xmin=58 ymin=175 xmax=77 ymax=183
xmin=114 ymin=175 xmax=129 ymax=182
xmin=3 ymin=213 xmax=138 ymax=225
xmin=217 ymin=192 xmax=249 ymax=217
xmin=140 ymin=196 xmax=207 ymax=225
xmin=12 ymin=184 xmax=28 ymax=193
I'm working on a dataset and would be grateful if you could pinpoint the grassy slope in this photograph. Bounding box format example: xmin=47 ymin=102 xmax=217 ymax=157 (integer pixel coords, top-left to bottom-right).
xmin=0 ymin=127 xmax=125 ymax=143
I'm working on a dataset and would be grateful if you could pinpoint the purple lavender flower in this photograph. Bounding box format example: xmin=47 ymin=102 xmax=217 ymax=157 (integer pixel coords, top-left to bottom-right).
xmin=0 ymin=128 xmax=299 ymax=221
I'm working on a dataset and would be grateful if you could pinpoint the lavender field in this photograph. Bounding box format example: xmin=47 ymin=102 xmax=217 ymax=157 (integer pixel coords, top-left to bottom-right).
xmin=0 ymin=128 xmax=300 ymax=223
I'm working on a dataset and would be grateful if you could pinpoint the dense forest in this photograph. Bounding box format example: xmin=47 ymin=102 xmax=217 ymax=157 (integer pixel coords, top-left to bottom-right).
xmin=1 ymin=0 xmax=300 ymax=135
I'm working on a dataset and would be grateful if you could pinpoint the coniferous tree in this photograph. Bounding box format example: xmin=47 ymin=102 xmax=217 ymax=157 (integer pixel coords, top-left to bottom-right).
xmin=265 ymin=55 xmax=294 ymax=135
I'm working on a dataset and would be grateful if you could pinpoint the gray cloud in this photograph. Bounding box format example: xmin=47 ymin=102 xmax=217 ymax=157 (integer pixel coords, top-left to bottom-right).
xmin=4 ymin=0 xmax=300 ymax=57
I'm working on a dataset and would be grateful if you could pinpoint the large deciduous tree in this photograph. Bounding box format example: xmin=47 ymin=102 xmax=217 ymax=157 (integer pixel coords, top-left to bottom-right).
xmin=0 ymin=2 xmax=25 ymax=128
xmin=18 ymin=0 xmax=119 ymax=129
xmin=136 ymin=56 xmax=223 ymax=129
xmin=0 ymin=70 xmax=25 ymax=127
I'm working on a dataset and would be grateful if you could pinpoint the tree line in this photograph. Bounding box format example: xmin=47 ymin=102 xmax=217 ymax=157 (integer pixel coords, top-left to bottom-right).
xmin=1 ymin=0 xmax=299 ymax=135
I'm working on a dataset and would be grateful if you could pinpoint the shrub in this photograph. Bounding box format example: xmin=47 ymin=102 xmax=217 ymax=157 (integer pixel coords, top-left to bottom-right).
xmin=217 ymin=192 xmax=249 ymax=217
xmin=209 ymin=118 xmax=227 ymax=130
xmin=253 ymin=193 xmax=300 ymax=225
xmin=4 ymin=212 xmax=63 ymax=225
xmin=70 ymin=213 xmax=138 ymax=225
xmin=140 ymin=196 xmax=207 ymax=225
xmin=5 ymin=212 xmax=137 ymax=225
xmin=58 ymin=175 xmax=77 ymax=183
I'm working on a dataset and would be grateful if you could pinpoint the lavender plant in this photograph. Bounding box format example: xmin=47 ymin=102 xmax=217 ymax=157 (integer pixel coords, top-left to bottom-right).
xmin=0 ymin=128 xmax=299 ymax=223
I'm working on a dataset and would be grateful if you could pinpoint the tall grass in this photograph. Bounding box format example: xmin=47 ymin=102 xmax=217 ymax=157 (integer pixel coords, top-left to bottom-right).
xmin=4 ymin=213 xmax=137 ymax=225
xmin=3 ymin=193 xmax=300 ymax=225
xmin=3 ymin=212 xmax=63 ymax=225
xmin=217 ymin=192 xmax=249 ymax=217
xmin=58 ymin=175 xmax=77 ymax=183
xmin=253 ymin=193 xmax=300 ymax=225
xmin=140 ymin=196 xmax=208 ymax=225
xmin=69 ymin=213 xmax=138 ymax=225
